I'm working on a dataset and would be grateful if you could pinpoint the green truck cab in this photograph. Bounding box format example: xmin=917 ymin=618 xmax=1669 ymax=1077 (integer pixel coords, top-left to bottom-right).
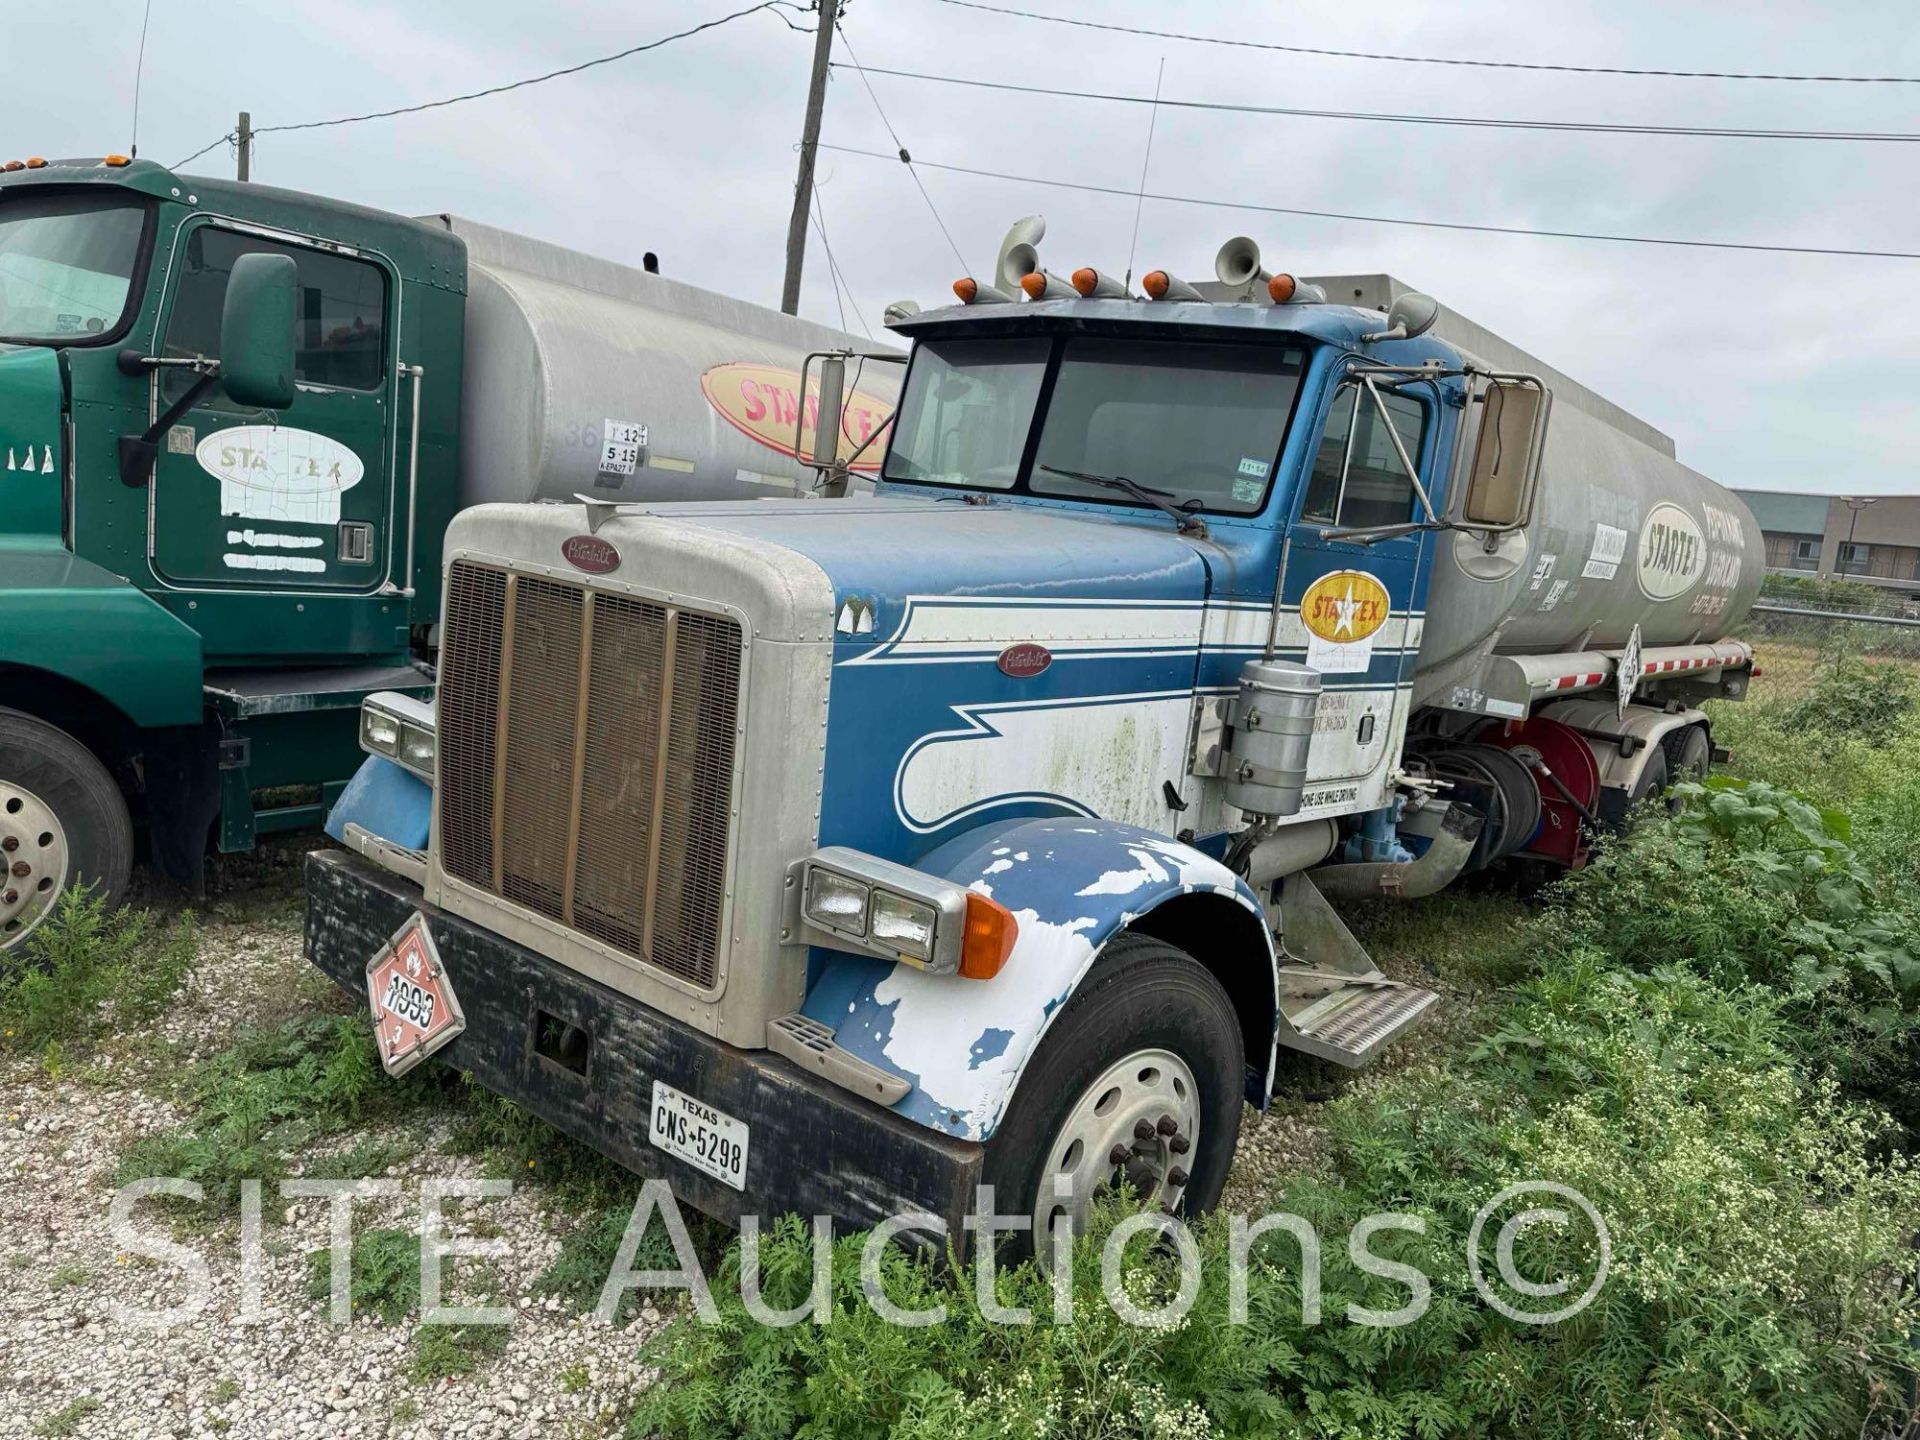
xmin=0 ymin=155 xmax=463 ymax=944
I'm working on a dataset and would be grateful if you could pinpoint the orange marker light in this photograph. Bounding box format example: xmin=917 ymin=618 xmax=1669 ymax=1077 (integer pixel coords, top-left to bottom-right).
xmin=24 ymin=157 xmax=45 ymax=169
xmin=1268 ymin=273 xmax=1298 ymax=304
xmin=1071 ymin=267 xmax=1099 ymax=296
xmin=103 ymin=154 xmax=133 ymax=167
xmin=1019 ymin=272 xmax=1048 ymax=300
xmin=1 ymin=162 xmax=22 ymax=173
xmin=953 ymin=276 xmax=978 ymax=303
xmin=958 ymin=892 xmax=1017 ymax=980
xmin=1142 ymin=270 xmax=1171 ymax=300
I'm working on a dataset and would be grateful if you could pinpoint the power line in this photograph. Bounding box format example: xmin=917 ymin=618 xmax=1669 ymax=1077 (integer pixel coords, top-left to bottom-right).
xmin=832 ymin=22 xmax=971 ymax=274
xmin=810 ymin=182 xmax=872 ymax=337
xmin=819 ymin=142 xmax=1920 ymax=261
xmin=174 ymin=3 xmax=799 ymax=168
xmin=927 ymin=0 xmax=1920 ymax=84
xmin=173 ymin=132 xmax=235 ymax=170
xmin=833 ymin=63 xmax=1920 ymax=143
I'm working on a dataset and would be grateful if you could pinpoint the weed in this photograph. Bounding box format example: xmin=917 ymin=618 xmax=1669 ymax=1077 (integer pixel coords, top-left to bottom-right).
xmin=307 ymin=1226 xmax=421 ymax=1324
xmin=533 ymin=1200 xmax=722 ymax=1325
xmin=0 ymin=891 xmax=195 ymax=1053
xmin=560 ymin=1365 xmax=590 ymax=1394
xmin=210 ymin=1378 xmax=241 ymax=1404
xmin=411 ymin=1322 xmax=508 ymax=1381
xmin=392 ymin=1398 xmax=422 ymax=1423
xmin=47 ymin=1263 xmax=87 ymax=1290
xmin=34 ymin=1397 xmax=100 ymax=1438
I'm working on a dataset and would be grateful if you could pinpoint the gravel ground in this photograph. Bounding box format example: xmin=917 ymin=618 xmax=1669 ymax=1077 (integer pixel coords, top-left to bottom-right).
xmin=1 ymin=866 xmax=669 ymax=1440
xmin=3 ymin=848 xmax=1511 ymax=1439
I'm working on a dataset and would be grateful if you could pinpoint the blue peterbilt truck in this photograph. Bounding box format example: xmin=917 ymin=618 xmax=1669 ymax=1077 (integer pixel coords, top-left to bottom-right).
xmin=305 ymin=220 xmax=1764 ymax=1240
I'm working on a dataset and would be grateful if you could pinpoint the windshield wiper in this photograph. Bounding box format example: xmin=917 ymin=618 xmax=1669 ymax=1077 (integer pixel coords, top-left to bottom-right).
xmin=1037 ymin=464 xmax=1208 ymax=537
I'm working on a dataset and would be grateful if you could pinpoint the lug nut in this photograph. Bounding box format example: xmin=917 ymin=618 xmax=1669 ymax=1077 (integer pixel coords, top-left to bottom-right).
xmin=2 ymin=891 xmax=15 ymax=906
xmin=1134 ymin=1119 xmax=1156 ymax=1141
xmin=1168 ymin=1134 xmax=1191 ymax=1155
xmin=1156 ymin=1115 xmax=1179 ymax=1137
xmin=1167 ymin=1166 xmax=1189 ymax=1188
xmin=0 ymin=836 xmax=15 ymax=851
xmin=10 ymin=861 xmax=27 ymax=878
xmin=1108 ymin=1144 xmax=1131 ymax=1166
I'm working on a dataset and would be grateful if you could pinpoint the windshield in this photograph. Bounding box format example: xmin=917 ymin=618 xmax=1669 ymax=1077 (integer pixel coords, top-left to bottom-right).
xmin=883 ymin=334 xmax=1308 ymax=516
xmin=0 ymin=192 xmax=150 ymax=344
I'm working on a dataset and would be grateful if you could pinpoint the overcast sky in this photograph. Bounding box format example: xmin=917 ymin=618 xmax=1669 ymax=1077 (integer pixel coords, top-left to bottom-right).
xmin=7 ymin=0 xmax=1916 ymax=496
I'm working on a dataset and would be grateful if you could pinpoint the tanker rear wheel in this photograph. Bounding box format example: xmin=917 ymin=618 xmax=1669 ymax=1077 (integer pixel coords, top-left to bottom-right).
xmin=1664 ymin=725 xmax=1712 ymax=785
xmin=1626 ymin=747 xmax=1671 ymax=813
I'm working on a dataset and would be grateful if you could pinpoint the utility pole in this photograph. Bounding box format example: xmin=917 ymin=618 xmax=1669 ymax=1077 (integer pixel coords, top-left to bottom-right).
xmin=779 ymin=0 xmax=838 ymax=316
xmin=236 ymin=111 xmax=253 ymax=182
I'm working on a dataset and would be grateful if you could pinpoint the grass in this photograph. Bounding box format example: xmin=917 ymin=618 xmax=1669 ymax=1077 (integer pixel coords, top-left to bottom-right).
xmin=1 ymin=891 xmax=195 ymax=1056
xmin=210 ymin=1378 xmax=241 ymax=1404
xmin=307 ymin=1225 xmax=424 ymax=1324
xmin=411 ymin=1323 xmax=510 ymax=1381
xmin=624 ymin=681 xmax=1920 ymax=1440
xmin=47 ymin=1263 xmax=88 ymax=1290
xmin=34 ymin=1397 xmax=100 ymax=1438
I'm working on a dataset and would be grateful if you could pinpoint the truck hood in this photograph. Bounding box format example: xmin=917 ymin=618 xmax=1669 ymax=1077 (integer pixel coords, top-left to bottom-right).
xmin=0 ymin=344 xmax=64 ymax=538
xmin=589 ymin=495 xmax=1218 ymax=641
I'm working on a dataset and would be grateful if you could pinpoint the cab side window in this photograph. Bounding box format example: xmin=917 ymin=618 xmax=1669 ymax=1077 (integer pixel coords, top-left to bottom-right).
xmin=1300 ymin=384 xmax=1427 ymax=530
xmin=161 ymin=226 xmax=387 ymax=405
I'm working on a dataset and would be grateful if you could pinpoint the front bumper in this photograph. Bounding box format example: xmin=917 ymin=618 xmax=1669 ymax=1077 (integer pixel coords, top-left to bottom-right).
xmin=304 ymin=849 xmax=983 ymax=1233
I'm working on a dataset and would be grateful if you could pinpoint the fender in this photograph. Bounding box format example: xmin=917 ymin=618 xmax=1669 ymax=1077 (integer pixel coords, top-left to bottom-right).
xmin=0 ymin=541 xmax=203 ymax=727
xmin=798 ymin=816 xmax=1279 ymax=1143
xmin=1538 ymin=698 xmax=1708 ymax=807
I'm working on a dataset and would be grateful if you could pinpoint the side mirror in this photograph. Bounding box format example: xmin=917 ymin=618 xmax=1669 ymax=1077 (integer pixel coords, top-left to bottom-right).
xmin=1460 ymin=376 xmax=1551 ymax=531
xmin=1361 ymin=290 xmax=1441 ymax=344
xmin=809 ymin=355 xmax=845 ymax=469
xmin=220 ymin=252 xmax=297 ymax=409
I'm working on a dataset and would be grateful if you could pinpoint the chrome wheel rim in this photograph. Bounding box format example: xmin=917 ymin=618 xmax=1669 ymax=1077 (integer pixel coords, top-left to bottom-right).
xmin=1031 ymin=1047 xmax=1200 ymax=1249
xmin=0 ymin=781 xmax=69 ymax=949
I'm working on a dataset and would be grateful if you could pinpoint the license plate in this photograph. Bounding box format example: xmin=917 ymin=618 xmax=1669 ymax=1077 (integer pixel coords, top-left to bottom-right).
xmin=648 ymin=1081 xmax=750 ymax=1191
xmin=364 ymin=913 xmax=465 ymax=1077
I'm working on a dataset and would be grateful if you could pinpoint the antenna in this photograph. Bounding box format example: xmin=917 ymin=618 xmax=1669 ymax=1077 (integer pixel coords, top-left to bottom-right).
xmin=130 ymin=0 xmax=155 ymax=158
xmin=1123 ymin=57 xmax=1165 ymax=289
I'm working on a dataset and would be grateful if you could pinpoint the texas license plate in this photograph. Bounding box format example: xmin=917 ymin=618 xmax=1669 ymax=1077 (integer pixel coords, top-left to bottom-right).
xmin=364 ymin=913 xmax=465 ymax=1077
xmin=648 ymin=1081 xmax=750 ymax=1191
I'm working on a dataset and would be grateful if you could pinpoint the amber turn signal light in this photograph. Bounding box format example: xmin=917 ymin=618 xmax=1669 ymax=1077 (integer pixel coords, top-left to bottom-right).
xmin=959 ymin=892 xmax=1017 ymax=980
xmin=1268 ymin=273 xmax=1298 ymax=304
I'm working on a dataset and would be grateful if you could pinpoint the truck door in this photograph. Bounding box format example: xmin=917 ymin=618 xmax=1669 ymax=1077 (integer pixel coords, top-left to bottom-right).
xmin=146 ymin=220 xmax=396 ymax=593
xmin=1281 ymin=371 xmax=1437 ymax=789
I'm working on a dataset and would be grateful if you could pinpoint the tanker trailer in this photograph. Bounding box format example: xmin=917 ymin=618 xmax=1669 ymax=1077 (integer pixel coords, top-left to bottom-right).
xmin=1302 ymin=274 xmax=1764 ymax=877
xmin=443 ymin=216 xmax=900 ymax=509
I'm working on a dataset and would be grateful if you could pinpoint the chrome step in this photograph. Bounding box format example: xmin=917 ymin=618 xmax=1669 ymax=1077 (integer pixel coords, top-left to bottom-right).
xmin=766 ymin=1013 xmax=911 ymax=1106
xmin=1284 ymin=982 xmax=1439 ymax=1068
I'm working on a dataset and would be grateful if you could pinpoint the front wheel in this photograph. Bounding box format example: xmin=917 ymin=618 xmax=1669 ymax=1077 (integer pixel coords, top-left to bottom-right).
xmin=982 ymin=932 xmax=1245 ymax=1256
xmin=0 ymin=709 xmax=132 ymax=950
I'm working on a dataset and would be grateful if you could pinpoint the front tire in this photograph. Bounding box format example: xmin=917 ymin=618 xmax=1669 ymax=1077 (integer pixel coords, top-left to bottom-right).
xmin=0 ymin=709 xmax=132 ymax=950
xmin=982 ymin=932 xmax=1245 ymax=1257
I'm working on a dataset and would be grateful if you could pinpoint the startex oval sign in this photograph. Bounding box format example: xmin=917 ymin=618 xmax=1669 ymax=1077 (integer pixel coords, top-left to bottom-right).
xmin=1637 ymin=502 xmax=1706 ymax=601
xmin=700 ymin=362 xmax=894 ymax=473
xmin=1301 ymin=570 xmax=1391 ymax=644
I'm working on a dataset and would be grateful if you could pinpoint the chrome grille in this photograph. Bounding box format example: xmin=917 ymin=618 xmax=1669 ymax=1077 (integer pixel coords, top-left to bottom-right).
xmin=437 ymin=561 xmax=743 ymax=989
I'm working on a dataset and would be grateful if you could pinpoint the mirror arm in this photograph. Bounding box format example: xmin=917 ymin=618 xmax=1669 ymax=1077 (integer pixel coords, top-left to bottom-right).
xmin=117 ymin=367 xmax=222 ymax=488
xmin=1360 ymin=375 xmax=1440 ymax=524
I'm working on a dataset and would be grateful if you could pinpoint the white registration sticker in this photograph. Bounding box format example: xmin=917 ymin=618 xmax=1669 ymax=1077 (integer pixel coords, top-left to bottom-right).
xmin=648 ymin=1081 xmax=750 ymax=1191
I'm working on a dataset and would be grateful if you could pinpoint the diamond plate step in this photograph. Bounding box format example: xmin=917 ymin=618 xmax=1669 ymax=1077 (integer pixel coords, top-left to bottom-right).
xmin=766 ymin=1013 xmax=912 ymax=1105
xmin=1284 ymin=982 xmax=1439 ymax=1068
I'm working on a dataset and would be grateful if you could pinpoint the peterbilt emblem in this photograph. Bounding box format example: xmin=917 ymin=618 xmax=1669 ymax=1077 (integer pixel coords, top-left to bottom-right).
xmin=998 ymin=643 xmax=1052 ymax=678
xmin=561 ymin=535 xmax=620 ymax=574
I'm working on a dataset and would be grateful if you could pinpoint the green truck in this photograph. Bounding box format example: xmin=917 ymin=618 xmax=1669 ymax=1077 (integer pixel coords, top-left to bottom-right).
xmin=0 ymin=153 xmax=892 ymax=948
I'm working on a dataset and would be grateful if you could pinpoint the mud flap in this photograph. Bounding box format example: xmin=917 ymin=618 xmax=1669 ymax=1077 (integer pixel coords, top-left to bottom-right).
xmin=1272 ymin=870 xmax=1437 ymax=1068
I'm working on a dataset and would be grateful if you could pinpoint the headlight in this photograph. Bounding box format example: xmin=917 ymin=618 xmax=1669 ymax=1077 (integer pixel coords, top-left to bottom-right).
xmin=870 ymin=890 xmax=937 ymax=962
xmin=789 ymin=847 xmax=1015 ymax=977
xmin=359 ymin=691 xmax=436 ymax=782
xmin=804 ymin=867 xmax=870 ymax=937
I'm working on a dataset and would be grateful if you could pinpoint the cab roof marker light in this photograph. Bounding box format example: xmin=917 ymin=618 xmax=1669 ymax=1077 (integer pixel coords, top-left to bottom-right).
xmin=23 ymin=157 xmax=45 ymax=169
xmin=1141 ymin=270 xmax=1202 ymax=302
xmin=1268 ymin=273 xmax=1298 ymax=304
xmin=1018 ymin=270 xmax=1077 ymax=301
xmin=953 ymin=276 xmax=1016 ymax=305
xmin=2 ymin=162 xmax=22 ymax=173
xmin=1071 ymin=267 xmax=1130 ymax=299
xmin=102 ymin=154 xmax=132 ymax=167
